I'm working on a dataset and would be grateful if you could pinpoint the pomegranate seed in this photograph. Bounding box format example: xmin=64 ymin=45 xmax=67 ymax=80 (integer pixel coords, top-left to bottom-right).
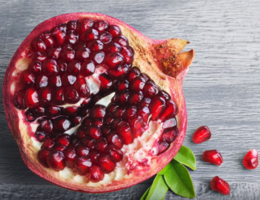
xmin=35 ymin=75 xmax=48 ymax=88
xmin=52 ymin=117 xmax=71 ymax=131
xmin=93 ymin=20 xmax=108 ymax=32
xmin=13 ymin=90 xmax=26 ymax=109
xmin=91 ymin=51 xmax=105 ymax=64
xmin=161 ymin=127 xmax=178 ymax=143
xmin=101 ymin=125 xmax=111 ymax=136
xmin=45 ymin=106 xmax=61 ymax=117
xmin=25 ymin=109 xmax=35 ymax=122
xmin=143 ymin=80 xmax=159 ymax=97
xmin=98 ymin=155 xmax=116 ymax=173
xmin=37 ymin=118 xmax=53 ymax=133
xmin=82 ymin=117 xmax=93 ymax=127
xmin=35 ymin=130 xmax=47 ymax=142
xmin=60 ymin=48 xmax=75 ymax=62
xmin=75 ymin=144 xmax=90 ymax=156
xmin=67 ymin=20 xmax=78 ymax=31
xmin=80 ymin=28 xmax=99 ymax=42
xmin=157 ymin=141 xmax=170 ymax=154
xmin=149 ymin=96 xmax=166 ymax=120
xmin=32 ymin=38 xmax=46 ymax=51
xmin=81 ymin=60 xmax=95 ymax=76
xmin=42 ymin=59 xmax=59 ymax=75
xmin=67 ymin=60 xmax=81 ymax=75
xmin=106 ymin=145 xmax=123 ymax=162
xmin=87 ymin=125 xmax=102 ymax=140
xmin=65 ymin=87 xmax=80 ymax=104
xmin=49 ymin=75 xmax=62 ymax=87
xmin=129 ymin=76 xmax=146 ymax=91
xmin=75 ymin=47 xmax=91 ymax=61
xmin=58 ymin=60 xmax=67 ymax=73
xmin=40 ymin=32 xmax=54 ymax=48
xmin=210 ymin=176 xmax=230 ymax=195
xmin=104 ymin=52 xmax=124 ymax=68
xmin=113 ymin=35 xmax=129 ymax=47
xmin=108 ymin=64 xmax=130 ymax=79
xmin=114 ymin=90 xmax=129 ymax=105
xmin=75 ymin=156 xmax=92 ymax=175
xmin=137 ymin=106 xmax=150 ymax=122
xmin=106 ymin=42 xmax=122 ymax=53
xmin=47 ymin=47 xmax=62 ymax=59
xmin=64 ymin=147 xmax=76 ymax=168
xmin=104 ymin=113 xmax=114 ymax=125
xmin=114 ymin=79 xmax=129 ymax=91
xmin=110 ymin=118 xmax=122 ymax=130
xmin=62 ymin=106 xmax=78 ymax=116
xmin=99 ymin=31 xmax=112 ymax=44
xmin=52 ymin=143 xmax=67 ymax=152
xmin=51 ymin=26 xmax=66 ymax=45
xmin=107 ymin=25 xmax=121 ymax=37
xmin=38 ymin=87 xmax=52 ymax=105
xmin=88 ymin=40 xmax=104 ymax=51
xmin=128 ymin=91 xmax=144 ymax=105
xmin=65 ymin=30 xmax=79 ymax=44
xmin=139 ymin=97 xmax=152 ymax=108
xmin=22 ymin=70 xmax=35 ymax=86
xmin=41 ymin=138 xmax=55 ymax=149
xmin=123 ymin=106 xmax=137 ymax=120
xmin=51 ymin=88 xmax=65 ymax=105
xmin=32 ymin=51 xmax=47 ymax=61
xmin=95 ymin=138 xmax=108 ymax=153
xmin=120 ymin=47 xmax=133 ymax=64
xmin=162 ymin=118 xmax=177 ymax=129
xmin=243 ymin=149 xmax=258 ymax=170
xmin=192 ymin=126 xmax=211 ymax=144
xmin=76 ymin=126 xmax=87 ymax=139
xmin=56 ymin=134 xmax=71 ymax=146
xmin=116 ymin=121 xmax=133 ymax=145
xmin=92 ymin=118 xmax=103 ymax=126
xmin=71 ymin=116 xmax=82 ymax=126
xmin=90 ymin=105 xmax=106 ymax=118
xmin=99 ymin=73 xmax=113 ymax=90
xmin=77 ymin=18 xmax=94 ymax=33
xmin=81 ymin=137 xmax=96 ymax=150
xmin=24 ymin=88 xmax=39 ymax=108
xmin=112 ymin=106 xmax=125 ymax=118
xmin=38 ymin=148 xmax=50 ymax=167
xmin=29 ymin=61 xmax=42 ymax=74
xmin=89 ymin=151 xmax=100 ymax=165
xmin=202 ymin=150 xmax=223 ymax=166
xmin=89 ymin=165 xmax=105 ymax=182
xmin=61 ymin=73 xmax=77 ymax=86
xmin=160 ymin=100 xmax=177 ymax=122
xmin=128 ymin=116 xmax=146 ymax=138
xmin=46 ymin=150 xmax=66 ymax=171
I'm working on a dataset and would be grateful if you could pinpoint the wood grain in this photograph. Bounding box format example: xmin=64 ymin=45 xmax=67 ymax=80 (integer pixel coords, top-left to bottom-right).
xmin=1 ymin=0 xmax=260 ymax=199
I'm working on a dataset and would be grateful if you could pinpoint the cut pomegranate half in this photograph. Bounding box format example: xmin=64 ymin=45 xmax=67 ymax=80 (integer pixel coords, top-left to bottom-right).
xmin=3 ymin=13 xmax=194 ymax=193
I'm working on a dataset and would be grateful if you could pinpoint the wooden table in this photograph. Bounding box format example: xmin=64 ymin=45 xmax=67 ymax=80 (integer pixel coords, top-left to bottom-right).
xmin=1 ymin=0 xmax=260 ymax=199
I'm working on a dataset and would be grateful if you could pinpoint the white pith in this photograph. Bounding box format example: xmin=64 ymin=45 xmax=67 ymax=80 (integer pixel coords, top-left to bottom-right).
xmin=14 ymin=56 xmax=164 ymax=186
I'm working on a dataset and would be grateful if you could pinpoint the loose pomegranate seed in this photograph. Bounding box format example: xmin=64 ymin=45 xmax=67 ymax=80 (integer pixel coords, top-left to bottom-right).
xmin=243 ymin=149 xmax=258 ymax=170
xmin=89 ymin=165 xmax=105 ymax=182
xmin=202 ymin=149 xmax=223 ymax=166
xmin=46 ymin=150 xmax=66 ymax=171
xmin=192 ymin=126 xmax=211 ymax=144
xmin=210 ymin=176 xmax=230 ymax=195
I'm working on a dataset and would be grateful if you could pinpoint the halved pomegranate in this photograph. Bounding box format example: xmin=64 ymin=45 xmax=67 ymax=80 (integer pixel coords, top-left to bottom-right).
xmin=3 ymin=13 xmax=194 ymax=193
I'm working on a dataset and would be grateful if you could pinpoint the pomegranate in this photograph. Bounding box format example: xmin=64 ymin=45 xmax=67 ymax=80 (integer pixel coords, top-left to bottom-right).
xmin=202 ymin=149 xmax=223 ymax=166
xmin=243 ymin=149 xmax=258 ymax=170
xmin=210 ymin=176 xmax=231 ymax=195
xmin=192 ymin=126 xmax=211 ymax=144
xmin=3 ymin=13 xmax=194 ymax=193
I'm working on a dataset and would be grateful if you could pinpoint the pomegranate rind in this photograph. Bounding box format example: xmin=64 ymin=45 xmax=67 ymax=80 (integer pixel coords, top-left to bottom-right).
xmin=3 ymin=13 xmax=194 ymax=193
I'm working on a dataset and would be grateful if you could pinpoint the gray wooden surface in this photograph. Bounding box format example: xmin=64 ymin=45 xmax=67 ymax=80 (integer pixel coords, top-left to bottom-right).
xmin=1 ymin=0 xmax=260 ymax=199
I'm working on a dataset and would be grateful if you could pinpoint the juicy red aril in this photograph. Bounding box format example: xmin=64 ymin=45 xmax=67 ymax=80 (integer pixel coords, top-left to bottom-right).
xmin=116 ymin=121 xmax=133 ymax=144
xmin=126 ymin=67 xmax=140 ymax=82
xmin=64 ymin=147 xmax=76 ymax=168
xmin=243 ymin=149 xmax=258 ymax=170
xmin=114 ymin=90 xmax=129 ymax=105
xmin=89 ymin=151 xmax=100 ymax=165
xmin=106 ymin=145 xmax=123 ymax=162
xmin=35 ymin=130 xmax=47 ymax=142
xmin=98 ymin=155 xmax=116 ymax=173
xmin=114 ymin=79 xmax=129 ymax=91
xmin=112 ymin=106 xmax=125 ymax=118
xmin=33 ymin=51 xmax=47 ymax=61
xmin=92 ymin=118 xmax=103 ymax=126
xmin=93 ymin=20 xmax=108 ymax=32
xmin=37 ymin=118 xmax=53 ymax=133
xmin=67 ymin=20 xmax=78 ymax=31
xmin=137 ymin=106 xmax=150 ymax=122
xmin=81 ymin=60 xmax=95 ymax=76
xmin=71 ymin=116 xmax=82 ymax=126
xmin=80 ymin=28 xmax=99 ymax=42
xmin=106 ymin=42 xmax=122 ymax=53
xmin=38 ymin=148 xmax=50 ymax=168
xmin=106 ymin=133 xmax=123 ymax=149
xmin=13 ymin=90 xmax=26 ymax=109
xmin=53 ymin=143 xmax=67 ymax=152
xmin=121 ymin=47 xmax=134 ymax=64
xmin=51 ymin=26 xmax=65 ymax=45
xmin=129 ymin=76 xmax=146 ymax=91
xmin=107 ymin=26 xmax=121 ymax=37
xmin=24 ymin=88 xmax=39 ymax=108
xmin=149 ymin=96 xmax=166 ymax=120
xmin=61 ymin=73 xmax=77 ymax=86
xmin=95 ymin=138 xmax=108 ymax=153
xmin=157 ymin=141 xmax=170 ymax=154
xmin=160 ymin=100 xmax=177 ymax=122
xmin=49 ymin=75 xmax=62 ymax=87
xmin=76 ymin=126 xmax=87 ymax=139
xmin=42 ymin=138 xmax=55 ymax=149
xmin=91 ymin=51 xmax=105 ymax=64
xmin=52 ymin=88 xmax=65 ymax=105
xmin=139 ymin=98 xmax=151 ymax=108
xmin=76 ymin=47 xmax=91 ymax=61
xmin=75 ymin=144 xmax=90 ymax=156
xmin=104 ymin=53 xmax=124 ymax=68
xmin=40 ymin=32 xmax=54 ymax=48
xmin=143 ymin=80 xmax=159 ymax=97
xmin=31 ymin=38 xmax=46 ymax=51
xmin=123 ymin=106 xmax=137 ymax=120
xmin=99 ymin=73 xmax=113 ymax=90
xmin=99 ymin=31 xmax=112 ymax=44
xmin=38 ymin=87 xmax=52 ymax=105
xmin=65 ymin=87 xmax=80 ymax=103
xmin=47 ymin=47 xmax=61 ymax=59
xmin=87 ymin=125 xmax=102 ymax=140
xmin=52 ymin=117 xmax=71 ymax=131
xmin=35 ymin=75 xmax=48 ymax=88
xmin=63 ymin=106 xmax=78 ymax=116
xmin=192 ymin=126 xmax=211 ymax=144
xmin=25 ymin=109 xmax=35 ymax=122
xmin=42 ymin=59 xmax=59 ymax=75
xmin=113 ymin=35 xmax=129 ymax=47
xmin=75 ymin=156 xmax=92 ymax=175
xmin=45 ymin=106 xmax=61 ymax=117
xmin=128 ymin=116 xmax=145 ymax=138
xmin=202 ymin=149 xmax=223 ymax=166
xmin=88 ymin=40 xmax=103 ymax=51
xmin=29 ymin=61 xmax=42 ymax=74
xmin=89 ymin=165 xmax=105 ymax=182
xmin=67 ymin=61 xmax=81 ymax=75
xmin=31 ymin=106 xmax=45 ymax=117
xmin=161 ymin=127 xmax=178 ymax=143
xmin=22 ymin=70 xmax=35 ymax=86
xmin=162 ymin=118 xmax=177 ymax=129
xmin=108 ymin=64 xmax=130 ymax=79
xmin=77 ymin=18 xmax=93 ymax=33
xmin=82 ymin=137 xmax=96 ymax=150
xmin=90 ymin=105 xmax=106 ymax=118
xmin=57 ymin=134 xmax=71 ymax=146
xmin=60 ymin=48 xmax=75 ymax=62
xmin=65 ymin=31 xmax=79 ymax=44
xmin=128 ymin=91 xmax=144 ymax=105
xmin=210 ymin=176 xmax=230 ymax=195
xmin=46 ymin=150 xmax=66 ymax=171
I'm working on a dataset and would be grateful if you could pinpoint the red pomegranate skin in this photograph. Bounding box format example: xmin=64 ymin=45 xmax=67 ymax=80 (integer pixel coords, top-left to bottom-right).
xmin=3 ymin=13 xmax=194 ymax=193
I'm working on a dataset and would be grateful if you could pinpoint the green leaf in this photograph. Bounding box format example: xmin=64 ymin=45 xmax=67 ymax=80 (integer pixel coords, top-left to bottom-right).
xmin=174 ymin=145 xmax=196 ymax=170
xmin=140 ymin=187 xmax=150 ymax=200
xmin=145 ymin=174 xmax=168 ymax=200
xmin=164 ymin=159 xmax=196 ymax=198
xmin=158 ymin=163 xmax=171 ymax=175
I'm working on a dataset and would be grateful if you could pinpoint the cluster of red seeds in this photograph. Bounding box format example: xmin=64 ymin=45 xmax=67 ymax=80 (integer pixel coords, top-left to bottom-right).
xmin=12 ymin=19 xmax=179 ymax=182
